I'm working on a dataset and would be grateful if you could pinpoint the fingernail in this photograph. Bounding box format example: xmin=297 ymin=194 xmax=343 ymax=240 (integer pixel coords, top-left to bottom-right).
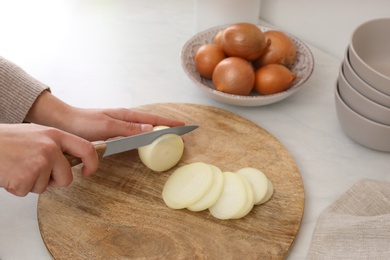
xmin=141 ymin=124 xmax=153 ymax=132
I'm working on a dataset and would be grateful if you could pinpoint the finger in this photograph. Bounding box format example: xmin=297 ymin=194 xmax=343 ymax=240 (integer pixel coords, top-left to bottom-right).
xmin=30 ymin=150 xmax=73 ymax=194
xmin=30 ymin=169 xmax=52 ymax=194
xmin=108 ymin=109 xmax=185 ymax=127
xmin=47 ymin=154 xmax=74 ymax=189
xmin=58 ymin=132 xmax=99 ymax=177
xmin=112 ymin=121 xmax=153 ymax=137
xmin=106 ymin=109 xmax=185 ymax=136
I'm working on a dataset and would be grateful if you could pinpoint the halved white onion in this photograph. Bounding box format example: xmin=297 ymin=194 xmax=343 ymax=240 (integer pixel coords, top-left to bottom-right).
xmin=138 ymin=126 xmax=184 ymax=172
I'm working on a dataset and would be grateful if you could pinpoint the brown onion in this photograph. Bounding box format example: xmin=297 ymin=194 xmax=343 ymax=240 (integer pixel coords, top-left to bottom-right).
xmin=212 ymin=57 xmax=255 ymax=96
xmin=194 ymin=44 xmax=226 ymax=79
xmin=213 ymin=30 xmax=224 ymax=46
xmin=254 ymin=64 xmax=296 ymax=95
xmin=254 ymin=30 xmax=296 ymax=68
xmin=221 ymin=23 xmax=270 ymax=61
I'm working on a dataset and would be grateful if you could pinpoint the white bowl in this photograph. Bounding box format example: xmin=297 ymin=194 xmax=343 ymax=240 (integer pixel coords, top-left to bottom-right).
xmin=343 ymin=47 xmax=390 ymax=108
xmin=335 ymin=83 xmax=390 ymax=152
xmin=349 ymin=18 xmax=390 ymax=95
xmin=338 ymin=65 xmax=390 ymax=126
xmin=181 ymin=24 xmax=314 ymax=107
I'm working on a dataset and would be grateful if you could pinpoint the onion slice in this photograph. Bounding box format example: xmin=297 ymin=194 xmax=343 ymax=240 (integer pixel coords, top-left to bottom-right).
xmin=187 ymin=165 xmax=224 ymax=212
xmin=232 ymin=174 xmax=255 ymax=219
xmin=162 ymin=162 xmax=214 ymax=209
xmin=236 ymin=167 xmax=269 ymax=205
xmin=258 ymin=179 xmax=274 ymax=204
xmin=209 ymin=172 xmax=248 ymax=220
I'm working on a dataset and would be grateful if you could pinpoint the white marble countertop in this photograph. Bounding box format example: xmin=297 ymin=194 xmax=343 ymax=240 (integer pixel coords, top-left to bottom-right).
xmin=1 ymin=1 xmax=390 ymax=259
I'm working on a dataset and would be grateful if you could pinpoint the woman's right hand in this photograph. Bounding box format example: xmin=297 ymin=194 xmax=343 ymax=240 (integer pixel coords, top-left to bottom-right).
xmin=0 ymin=124 xmax=99 ymax=196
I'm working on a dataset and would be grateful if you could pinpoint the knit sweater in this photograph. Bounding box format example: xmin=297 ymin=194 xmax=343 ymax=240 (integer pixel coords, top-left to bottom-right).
xmin=0 ymin=56 xmax=49 ymax=123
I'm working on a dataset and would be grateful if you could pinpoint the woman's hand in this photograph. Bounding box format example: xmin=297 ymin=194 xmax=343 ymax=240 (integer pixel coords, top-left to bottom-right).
xmin=25 ymin=91 xmax=185 ymax=141
xmin=0 ymin=124 xmax=99 ymax=196
xmin=60 ymin=107 xmax=185 ymax=142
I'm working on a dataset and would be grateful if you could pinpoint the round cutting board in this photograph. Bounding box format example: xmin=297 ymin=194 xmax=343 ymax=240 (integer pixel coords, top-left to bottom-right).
xmin=38 ymin=103 xmax=305 ymax=259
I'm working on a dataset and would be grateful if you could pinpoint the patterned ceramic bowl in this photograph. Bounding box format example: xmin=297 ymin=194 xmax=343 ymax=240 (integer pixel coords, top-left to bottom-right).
xmin=181 ymin=24 xmax=315 ymax=106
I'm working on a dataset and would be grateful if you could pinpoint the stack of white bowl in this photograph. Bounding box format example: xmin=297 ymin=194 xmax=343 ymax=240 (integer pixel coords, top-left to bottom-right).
xmin=335 ymin=18 xmax=390 ymax=152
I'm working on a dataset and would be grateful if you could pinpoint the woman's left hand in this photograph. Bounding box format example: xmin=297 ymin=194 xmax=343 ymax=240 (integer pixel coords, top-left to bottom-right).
xmin=25 ymin=91 xmax=185 ymax=141
xmin=62 ymin=107 xmax=185 ymax=141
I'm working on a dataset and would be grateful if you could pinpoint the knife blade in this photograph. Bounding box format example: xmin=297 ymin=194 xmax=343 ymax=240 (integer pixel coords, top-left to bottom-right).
xmin=65 ymin=125 xmax=198 ymax=167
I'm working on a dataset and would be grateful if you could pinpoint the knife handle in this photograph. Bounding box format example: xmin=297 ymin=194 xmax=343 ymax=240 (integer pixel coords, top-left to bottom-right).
xmin=65 ymin=141 xmax=107 ymax=167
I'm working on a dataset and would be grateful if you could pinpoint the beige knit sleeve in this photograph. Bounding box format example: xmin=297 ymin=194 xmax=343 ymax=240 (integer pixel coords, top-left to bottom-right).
xmin=0 ymin=56 xmax=50 ymax=123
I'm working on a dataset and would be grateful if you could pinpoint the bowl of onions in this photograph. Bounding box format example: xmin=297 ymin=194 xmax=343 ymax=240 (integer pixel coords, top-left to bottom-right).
xmin=181 ymin=23 xmax=314 ymax=106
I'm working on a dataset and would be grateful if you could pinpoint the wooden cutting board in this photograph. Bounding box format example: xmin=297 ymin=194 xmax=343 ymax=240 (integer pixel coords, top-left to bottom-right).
xmin=38 ymin=103 xmax=305 ymax=259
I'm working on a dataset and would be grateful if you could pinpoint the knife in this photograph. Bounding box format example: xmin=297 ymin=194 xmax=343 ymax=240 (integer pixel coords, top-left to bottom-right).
xmin=65 ymin=125 xmax=198 ymax=167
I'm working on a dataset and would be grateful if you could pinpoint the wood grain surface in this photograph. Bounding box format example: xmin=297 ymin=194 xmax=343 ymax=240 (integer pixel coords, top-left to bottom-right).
xmin=38 ymin=103 xmax=305 ymax=259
